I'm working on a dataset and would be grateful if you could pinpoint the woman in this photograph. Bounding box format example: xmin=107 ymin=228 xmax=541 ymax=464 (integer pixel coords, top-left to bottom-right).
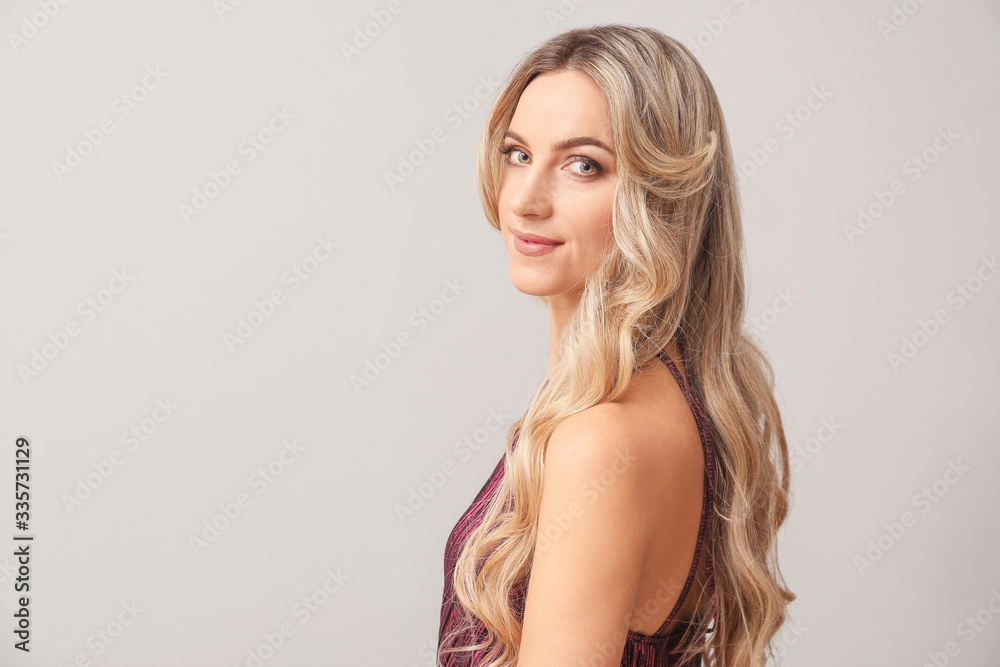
xmin=438 ymin=24 xmax=794 ymax=667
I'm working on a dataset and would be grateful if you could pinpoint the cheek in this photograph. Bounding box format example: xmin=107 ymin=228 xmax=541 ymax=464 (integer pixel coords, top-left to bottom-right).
xmin=569 ymin=189 xmax=614 ymax=254
xmin=496 ymin=181 xmax=512 ymax=231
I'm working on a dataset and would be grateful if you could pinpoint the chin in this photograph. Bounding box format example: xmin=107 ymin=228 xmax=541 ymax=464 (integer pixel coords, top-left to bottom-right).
xmin=509 ymin=271 xmax=555 ymax=297
xmin=508 ymin=268 xmax=577 ymax=298
xmin=510 ymin=278 xmax=552 ymax=297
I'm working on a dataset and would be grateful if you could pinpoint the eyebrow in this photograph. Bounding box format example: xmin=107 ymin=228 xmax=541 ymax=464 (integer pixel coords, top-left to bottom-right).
xmin=503 ymin=130 xmax=616 ymax=158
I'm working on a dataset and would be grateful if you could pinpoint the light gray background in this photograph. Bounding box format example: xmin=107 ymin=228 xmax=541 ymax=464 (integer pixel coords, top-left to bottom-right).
xmin=2 ymin=0 xmax=998 ymax=665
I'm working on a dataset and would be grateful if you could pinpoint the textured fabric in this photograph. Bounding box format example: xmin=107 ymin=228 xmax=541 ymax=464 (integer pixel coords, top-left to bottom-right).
xmin=438 ymin=348 xmax=717 ymax=666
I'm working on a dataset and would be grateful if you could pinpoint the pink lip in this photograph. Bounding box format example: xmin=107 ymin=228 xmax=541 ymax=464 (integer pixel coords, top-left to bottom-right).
xmin=512 ymin=228 xmax=563 ymax=257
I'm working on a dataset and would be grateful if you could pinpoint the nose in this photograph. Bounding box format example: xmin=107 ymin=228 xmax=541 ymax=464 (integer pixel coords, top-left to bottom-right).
xmin=507 ymin=162 xmax=553 ymax=220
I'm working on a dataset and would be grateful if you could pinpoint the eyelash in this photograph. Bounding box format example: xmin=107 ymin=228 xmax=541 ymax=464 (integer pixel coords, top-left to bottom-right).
xmin=498 ymin=145 xmax=604 ymax=177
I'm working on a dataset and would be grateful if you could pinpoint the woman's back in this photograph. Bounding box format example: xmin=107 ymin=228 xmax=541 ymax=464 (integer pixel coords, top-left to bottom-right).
xmin=438 ymin=348 xmax=717 ymax=666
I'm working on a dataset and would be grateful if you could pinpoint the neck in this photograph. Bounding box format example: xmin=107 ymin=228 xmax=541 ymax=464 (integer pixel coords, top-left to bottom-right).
xmin=546 ymin=290 xmax=581 ymax=371
xmin=546 ymin=294 xmax=686 ymax=385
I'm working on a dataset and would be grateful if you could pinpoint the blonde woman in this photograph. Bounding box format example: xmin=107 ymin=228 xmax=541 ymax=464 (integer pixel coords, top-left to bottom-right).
xmin=438 ymin=24 xmax=794 ymax=667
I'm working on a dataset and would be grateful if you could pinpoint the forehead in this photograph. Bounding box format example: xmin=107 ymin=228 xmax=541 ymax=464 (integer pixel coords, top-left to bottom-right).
xmin=509 ymin=70 xmax=613 ymax=145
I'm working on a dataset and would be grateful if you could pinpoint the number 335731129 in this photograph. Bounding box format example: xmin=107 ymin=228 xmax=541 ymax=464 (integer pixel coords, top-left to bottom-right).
xmin=15 ymin=437 xmax=30 ymax=524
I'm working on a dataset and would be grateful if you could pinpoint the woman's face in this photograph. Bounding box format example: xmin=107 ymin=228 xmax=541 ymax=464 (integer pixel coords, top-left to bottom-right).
xmin=497 ymin=70 xmax=618 ymax=305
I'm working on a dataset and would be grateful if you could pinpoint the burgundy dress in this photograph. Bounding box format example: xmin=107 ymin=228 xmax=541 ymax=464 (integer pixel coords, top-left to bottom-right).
xmin=438 ymin=349 xmax=718 ymax=666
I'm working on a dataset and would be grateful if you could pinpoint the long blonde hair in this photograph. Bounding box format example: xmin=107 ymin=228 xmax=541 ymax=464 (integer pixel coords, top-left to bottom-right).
xmin=440 ymin=24 xmax=794 ymax=667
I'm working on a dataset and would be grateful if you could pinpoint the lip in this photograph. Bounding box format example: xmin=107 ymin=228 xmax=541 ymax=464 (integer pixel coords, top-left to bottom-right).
xmin=512 ymin=228 xmax=564 ymax=257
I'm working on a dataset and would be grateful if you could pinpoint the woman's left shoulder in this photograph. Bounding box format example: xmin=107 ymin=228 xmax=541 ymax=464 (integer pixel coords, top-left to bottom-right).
xmin=547 ymin=401 xmax=691 ymax=486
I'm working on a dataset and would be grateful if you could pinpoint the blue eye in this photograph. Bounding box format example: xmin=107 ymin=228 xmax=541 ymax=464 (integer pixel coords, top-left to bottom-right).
xmin=499 ymin=145 xmax=529 ymax=164
xmin=569 ymin=157 xmax=602 ymax=176
xmin=499 ymin=145 xmax=604 ymax=178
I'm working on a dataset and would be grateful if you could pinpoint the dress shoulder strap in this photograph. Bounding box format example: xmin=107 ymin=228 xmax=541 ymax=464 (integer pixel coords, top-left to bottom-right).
xmin=651 ymin=348 xmax=718 ymax=637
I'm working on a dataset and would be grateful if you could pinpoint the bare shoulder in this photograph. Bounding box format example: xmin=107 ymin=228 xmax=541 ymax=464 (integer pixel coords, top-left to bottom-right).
xmin=546 ymin=369 xmax=701 ymax=465
xmin=518 ymin=368 xmax=707 ymax=660
xmin=546 ymin=370 xmax=703 ymax=491
xmin=546 ymin=403 xmax=655 ymax=479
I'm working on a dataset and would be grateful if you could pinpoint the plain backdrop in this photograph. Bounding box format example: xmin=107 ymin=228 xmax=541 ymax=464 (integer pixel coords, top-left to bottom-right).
xmin=1 ymin=0 xmax=999 ymax=665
